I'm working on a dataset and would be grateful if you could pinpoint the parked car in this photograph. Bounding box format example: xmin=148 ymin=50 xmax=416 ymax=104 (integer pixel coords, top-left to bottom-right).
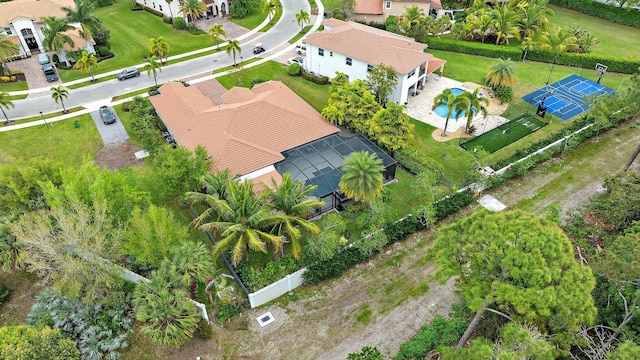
xmin=288 ymin=57 xmax=304 ymax=65
xmin=99 ymin=105 xmax=116 ymax=125
xmin=37 ymin=53 xmax=50 ymax=65
xmin=117 ymin=67 xmax=140 ymax=81
xmin=253 ymin=43 xmax=265 ymax=54
xmin=42 ymin=64 xmax=58 ymax=82
xmin=295 ymin=44 xmax=306 ymax=55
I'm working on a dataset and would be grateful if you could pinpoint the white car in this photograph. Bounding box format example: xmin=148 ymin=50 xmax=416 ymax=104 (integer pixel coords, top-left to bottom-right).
xmin=295 ymin=44 xmax=306 ymax=55
xmin=287 ymin=57 xmax=304 ymax=65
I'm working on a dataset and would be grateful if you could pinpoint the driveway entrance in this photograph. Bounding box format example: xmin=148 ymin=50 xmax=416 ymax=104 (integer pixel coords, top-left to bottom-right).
xmin=7 ymin=54 xmax=61 ymax=94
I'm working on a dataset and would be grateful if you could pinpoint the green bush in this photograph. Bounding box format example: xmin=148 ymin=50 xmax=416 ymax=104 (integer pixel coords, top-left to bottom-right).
xmin=288 ymin=62 xmax=302 ymax=76
xmin=425 ymin=37 xmax=640 ymax=74
xmin=433 ymin=189 xmax=475 ymax=222
xmin=139 ymin=3 xmax=165 ymax=18
xmin=217 ymin=303 xmax=242 ymax=323
xmin=193 ymin=319 xmax=213 ymax=339
xmin=495 ymin=86 xmax=513 ymax=103
xmin=549 ymin=0 xmax=640 ymax=28
xmin=236 ymin=254 xmax=301 ymax=291
xmin=98 ymin=46 xmax=111 ymax=56
xmin=163 ymin=16 xmax=171 ymax=24
xmin=173 ymin=17 xmax=186 ymax=30
xmin=301 ymin=69 xmax=330 ymax=84
xmin=394 ymin=147 xmax=445 ymax=178
xmin=0 ymin=284 xmax=11 ymax=306
xmin=395 ymin=316 xmax=469 ymax=360
xmin=250 ymin=78 xmax=268 ymax=86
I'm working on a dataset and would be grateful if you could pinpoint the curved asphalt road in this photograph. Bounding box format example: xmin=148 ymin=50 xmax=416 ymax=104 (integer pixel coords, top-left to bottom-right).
xmin=4 ymin=0 xmax=312 ymax=120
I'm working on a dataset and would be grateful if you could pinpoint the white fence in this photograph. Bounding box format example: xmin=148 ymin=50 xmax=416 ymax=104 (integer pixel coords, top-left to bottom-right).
xmin=248 ymin=268 xmax=307 ymax=308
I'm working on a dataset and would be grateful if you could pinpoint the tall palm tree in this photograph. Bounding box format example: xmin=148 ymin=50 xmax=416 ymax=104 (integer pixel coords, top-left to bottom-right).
xmin=490 ymin=3 xmax=521 ymax=45
xmin=517 ymin=0 xmax=554 ymax=39
xmin=208 ymin=23 xmax=226 ymax=51
xmin=0 ymin=30 xmax=19 ymax=76
xmin=0 ymin=92 xmax=15 ymax=124
xmin=432 ymin=88 xmax=470 ymax=137
xmin=262 ymin=0 xmax=279 ymax=24
xmin=41 ymin=16 xmax=75 ymax=67
xmin=339 ymin=151 xmax=385 ymax=203
xmin=145 ymin=55 xmax=162 ymax=86
xmin=485 ymin=57 xmax=517 ymax=89
xmin=402 ymin=5 xmax=425 ymax=31
xmin=460 ymin=88 xmax=489 ymax=134
xmin=179 ymin=0 xmax=206 ymax=25
xmin=267 ymin=173 xmax=322 ymax=259
xmin=225 ymin=39 xmax=241 ymax=66
xmin=295 ymin=9 xmax=310 ymax=33
xmin=50 ymin=86 xmax=69 ymax=113
xmin=321 ymin=105 xmax=345 ymax=126
xmin=149 ymin=36 xmax=170 ymax=64
xmin=62 ymin=0 xmax=101 ymax=47
xmin=132 ymin=269 xmax=200 ymax=348
xmin=73 ymin=51 xmax=99 ymax=82
xmin=538 ymin=26 xmax=578 ymax=53
xmin=187 ymin=180 xmax=285 ymax=265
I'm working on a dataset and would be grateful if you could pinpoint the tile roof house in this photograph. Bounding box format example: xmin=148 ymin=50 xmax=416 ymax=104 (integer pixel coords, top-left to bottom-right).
xmin=352 ymin=0 xmax=442 ymax=23
xmin=135 ymin=0 xmax=229 ymax=20
xmin=0 ymin=0 xmax=95 ymax=61
xmin=304 ymin=19 xmax=446 ymax=105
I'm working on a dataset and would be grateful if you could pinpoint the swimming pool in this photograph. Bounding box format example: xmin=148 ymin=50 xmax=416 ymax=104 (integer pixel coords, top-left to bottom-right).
xmin=433 ymin=88 xmax=471 ymax=119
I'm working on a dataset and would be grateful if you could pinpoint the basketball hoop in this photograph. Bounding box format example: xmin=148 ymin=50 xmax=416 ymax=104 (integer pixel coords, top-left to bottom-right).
xmin=595 ymin=63 xmax=608 ymax=84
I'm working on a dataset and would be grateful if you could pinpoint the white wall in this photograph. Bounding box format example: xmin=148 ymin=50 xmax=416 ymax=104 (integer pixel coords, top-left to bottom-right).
xmin=135 ymin=0 xmax=229 ymax=19
xmin=248 ymin=268 xmax=306 ymax=308
xmin=11 ymin=18 xmax=40 ymax=56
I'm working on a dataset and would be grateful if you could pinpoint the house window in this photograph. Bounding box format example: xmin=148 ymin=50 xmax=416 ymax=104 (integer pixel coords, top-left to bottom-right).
xmin=159 ymin=4 xmax=163 ymax=11
xmin=3 ymin=28 xmax=11 ymax=35
xmin=319 ymin=48 xmax=324 ymax=56
xmin=408 ymin=69 xmax=416 ymax=77
xmin=330 ymin=51 xmax=333 ymax=57
xmin=367 ymin=64 xmax=374 ymax=72
xmin=346 ymin=57 xmax=352 ymax=66
xmin=152 ymin=2 xmax=155 ymax=8
xmin=143 ymin=0 xmax=146 ymax=4
xmin=385 ymin=1 xmax=391 ymax=9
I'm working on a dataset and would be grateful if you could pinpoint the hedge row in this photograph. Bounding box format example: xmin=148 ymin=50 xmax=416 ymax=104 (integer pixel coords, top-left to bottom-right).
xmin=303 ymin=189 xmax=474 ymax=284
xmin=394 ymin=147 xmax=445 ymax=178
xmin=549 ymin=0 xmax=640 ymax=28
xmin=425 ymin=37 xmax=640 ymax=74
xmin=395 ymin=316 xmax=469 ymax=360
xmin=235 ymin=255 xmax=300 ymax=292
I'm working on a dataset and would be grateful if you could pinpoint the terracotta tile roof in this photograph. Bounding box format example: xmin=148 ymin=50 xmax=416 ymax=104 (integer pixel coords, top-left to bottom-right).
xmin=62 ymin=28 xmax=95 ymax=51
xmin=430 ymin=0 xmax=443 ymax=9
xmin=355 ymin=0 xmax=383 ymax=15
xmin=426 ymin=57 xmax=446 ymax=74
xmin=0 ymin=0 xmax=73 ymax=25
xmin=252 ymin=170 xmax=283 ymax=193
xmin=305 ymin=19 xmax=432 ymax=74
xmin=150 ymin=80 xmax=340 ymax=176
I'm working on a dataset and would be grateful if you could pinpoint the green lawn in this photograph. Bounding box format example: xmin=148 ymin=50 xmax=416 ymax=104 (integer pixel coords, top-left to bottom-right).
xmin=59 ymin=0 xmax=210 ymax=82
xmin=232 ymin=7 xmax=267 ymax=29
xmin=548 ymin=5 xmax=640 ymax=60
xmin=0 ymin=115 xmax=102 ymax=167
xmin=0 ymin=81 xmax=28 ymax=92
xmin=462 ymin=115 xmax=547 ymax=153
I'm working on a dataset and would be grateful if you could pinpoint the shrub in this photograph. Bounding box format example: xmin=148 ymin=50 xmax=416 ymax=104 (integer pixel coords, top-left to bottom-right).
xmin=98 ymin=46 xmax=111 ymax=56
xmin=90 ymin=23 xmax=110 ymax=46
xmin=217 ymin=304 xmax=242 ymax=323
xmin=163 ymin=16 xmax=171 ymax=24
xmin=186 ymin=24 xmax=206 ymax=35
xmin=301 ymin=69 xmax=330 ymax=84
xmin=236 ymin=254 xmax=301 ymax=291
xmin=140 ymin=3 xmax=165 ymax=18
xmin=394 ymin=147 xmax=444 ymax=178
xmin=193 ymin=319 xmax=213 ymax=339
xmin=395 ymin=316 xmax=469 ymax=360
xmin=0 ymin=76 xmax=9 ymax=83
xmin=288 ymin=62 xmax=301 ymax=76
xmin=549 ymin=0 xmax=640 ymax=28
xmin=173 ymin=17 xmax=186 ymax=30
xmin=348 ymin=346 xmax=384 ymax=360
xmin=433 ymin=189 xmax=475 ymax=222
xmin=0 ymin=284 xmax=11 ymax=306
xmin=495 ymin=86 xmax=513 ymax=104
xmin=250 ymin=78 xmax=268 ymax=86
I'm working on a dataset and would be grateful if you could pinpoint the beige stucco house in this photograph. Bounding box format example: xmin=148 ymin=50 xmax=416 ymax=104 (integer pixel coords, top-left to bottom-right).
xmin=352 ymin=0 xmax=442 ymax=23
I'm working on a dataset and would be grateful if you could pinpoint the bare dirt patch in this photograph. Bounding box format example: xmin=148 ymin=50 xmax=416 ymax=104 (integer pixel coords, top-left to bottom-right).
xmin=0 ymin=270 xmax=44 ymax=327
xmin=94 ymin=141 xmax=145 ymax=171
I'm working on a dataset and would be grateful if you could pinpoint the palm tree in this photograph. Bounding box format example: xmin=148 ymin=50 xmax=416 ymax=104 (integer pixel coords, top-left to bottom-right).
xmin=166 ymin=240 xmax=216 ymax=299
xmin=187 ymin=180 xmax=285 ymax=265
xmin=41 ymin=16 xmax=75 ymax=67
xmin=339 ymin=151 xmax=385 ymax=203
xmin=145 ymin=55 xmax=162 ymax=86
xmin=179 ymin=0 xmax=206 ymax=25
xmin=485 ymin=57 xmax=517 ymax=89
xmin=267 ymin=173 xmax=322 ymax=259
xmin=520 ymin=36 xmax=536 ymax=61
xmin=538 ymin=26 xmax=579 ymax=53
xmin=207 ymin=23 xmax=226 ymax=51
xmin=295 ymin=9 xmax=310 ymax=33
xmin=73 ymin=51 xmax=99 ymax=82
xmin=490 ymin=3 xmax=521 ymax=45
xmin=402 ymin=5 xmax=425 ymax=31
xmin=432 ymin=88 xmax=470 ymax=137
xmin=225 ymin=39 xmax=241 ymax=66
xmin=321 ymin=105 xmax=345 ymax=125
xmin=132 ymin=269 xmax=200 ymax=348
xmin=0 ymin=30 xmax=19 ymax=76
xmin=62 ymin=0 xmax=101 ymax=47
xmin=0 ymin=92 xmax=15 ymax=124
xmin=262 ymin=0 xmax=279 ymax=24
xmin=517 ymin=0 xmax=554 ymax=39
xmin=50 ymin=86 xmax=69 ymax=113
xmin=149 ymin=36 xmax=170 ymax=64
xmin=460 ymin=88 xmax=489 ymax=134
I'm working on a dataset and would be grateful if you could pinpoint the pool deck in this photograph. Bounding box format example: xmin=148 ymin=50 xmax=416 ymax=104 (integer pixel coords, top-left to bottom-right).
xmin=404 ymin=76 xmax=509 ymax=142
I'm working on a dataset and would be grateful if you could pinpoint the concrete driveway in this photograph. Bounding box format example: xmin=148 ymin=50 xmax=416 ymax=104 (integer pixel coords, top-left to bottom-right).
xmin=90 ymin=106 xmax=129 ymax=145
xmin=8 ymin=54 xmax=61 ymax=95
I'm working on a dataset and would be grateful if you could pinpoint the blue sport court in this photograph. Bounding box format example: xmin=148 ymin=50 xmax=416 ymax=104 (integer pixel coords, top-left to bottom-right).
xmin=521 ymin=74 xmax=614 ymax=121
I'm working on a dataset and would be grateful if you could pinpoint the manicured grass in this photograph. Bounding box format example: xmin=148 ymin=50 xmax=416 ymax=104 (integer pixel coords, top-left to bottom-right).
xmin=0 ymin=81 xmax=28 ymax=92
xmin=112 ymin=87 xmax=154 ymax=102
xmin=384 ymin=168 xmax=451 ymax=219
xmin=462 ymin=115 xmax=547 ymax=153
xmin=212 ymin=57 xmax=261 ymax=75
xmin=548 ymin=5 xmax=640 ymax=60
xmin=231 ymin=7 xmax=266 ymax=29
xmin=8 ymin=106 xmax=84 ymax=125
xmin=289 ymin=25 xmax=313 ymax=43
xmin=260 ymin=0 xmax=283 ymax=33
xmin=0 ymin=115 xmax=102 ymax=167
xmin=58 ymin=0 xmax=209 ymax=82
xmin=7 ymin=95 xmax=28 ymax=100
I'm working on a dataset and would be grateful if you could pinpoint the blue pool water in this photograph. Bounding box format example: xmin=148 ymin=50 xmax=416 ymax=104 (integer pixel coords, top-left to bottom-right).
xmin=434 ymin=88 xmax=470 ymax=119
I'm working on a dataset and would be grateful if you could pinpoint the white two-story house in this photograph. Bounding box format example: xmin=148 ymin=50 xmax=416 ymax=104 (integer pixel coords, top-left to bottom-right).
xmin=304 ymin=19 xmax=446 ymax=105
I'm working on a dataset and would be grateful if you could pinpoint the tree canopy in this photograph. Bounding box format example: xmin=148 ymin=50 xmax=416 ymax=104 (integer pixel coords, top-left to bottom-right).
xmin=0 ymin=325 xmax=79 ymax=360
